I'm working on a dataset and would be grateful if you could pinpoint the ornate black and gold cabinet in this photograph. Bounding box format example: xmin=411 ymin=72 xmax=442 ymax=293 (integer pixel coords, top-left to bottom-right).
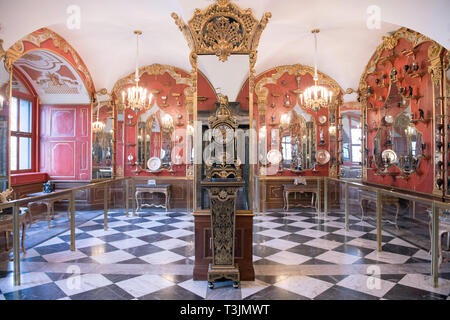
xmin=201 ymin=180 xmax=244 ymax=288
xmin=199 ymin=94 xmax=249 ymax=289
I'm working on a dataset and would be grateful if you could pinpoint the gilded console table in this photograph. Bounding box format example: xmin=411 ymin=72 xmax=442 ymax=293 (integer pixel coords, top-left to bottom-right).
xmin=283 ymin=184 xmax=318 ymax=212
xmin=135 ymin=184 xmax=171 ymax=212
xmin=201 ymin=179 xmax=245 ymax=289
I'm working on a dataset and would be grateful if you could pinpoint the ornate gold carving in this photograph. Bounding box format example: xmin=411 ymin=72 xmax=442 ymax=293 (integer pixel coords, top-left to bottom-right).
xmin=0 ymin=39 xmax=5 ymax=60
xmin=202 ymin=182 xmax=242 ymax=288
xmin=172 ymin=0 xmax=270 ymax=61
xmin=428 ymin=43 xmax=443 ymax=85
xmin=171 ymin=13 xmax=195 ymax=51
xmin=5 ymin=28 xmax=95 ymax=95
xmin=205 ymin=94 xmax=242 ymax=181
xmin=358 ymin=27 xmax=437 ymax=95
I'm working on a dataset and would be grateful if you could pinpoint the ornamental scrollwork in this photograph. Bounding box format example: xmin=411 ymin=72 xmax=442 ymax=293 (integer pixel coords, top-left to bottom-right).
xmin=172 ymin=0 xmax=271 ymax=62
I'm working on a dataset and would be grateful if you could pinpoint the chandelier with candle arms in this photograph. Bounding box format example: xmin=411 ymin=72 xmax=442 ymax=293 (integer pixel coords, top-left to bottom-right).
xmin=120 ymin=31 xmax=152 ymax=112
xmin=299 ymin=29 xmax=333 ymax=111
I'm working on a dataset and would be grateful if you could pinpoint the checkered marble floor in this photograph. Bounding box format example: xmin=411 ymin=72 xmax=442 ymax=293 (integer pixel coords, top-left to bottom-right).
xmin=0 ymin=209 xmax=449 ymax=300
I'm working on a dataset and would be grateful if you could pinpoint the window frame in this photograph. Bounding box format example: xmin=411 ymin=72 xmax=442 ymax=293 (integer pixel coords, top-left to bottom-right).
xmin=342 ymin=114 xmax=362 ymax=166
xmin=10 ymin=70 xmax=37 ymax=174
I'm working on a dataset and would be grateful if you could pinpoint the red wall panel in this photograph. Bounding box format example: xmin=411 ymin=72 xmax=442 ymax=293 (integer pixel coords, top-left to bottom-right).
xmin=40 ymin=104 xmax=91 ymax=181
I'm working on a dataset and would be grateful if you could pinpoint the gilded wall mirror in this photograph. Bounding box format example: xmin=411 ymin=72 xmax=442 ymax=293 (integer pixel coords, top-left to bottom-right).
xmin=446 ymin=55 xmax=450 ymax=195
xmin=137 ymin=111 xmax=174 ymax=172
xmin=372 ymin=79 xmax=422 ymax=174
xmin=92 ymin=103 xmax=113 ymax=179
xmin=393 ymin=105 xmax=422 ymax=174
xmin=280 ymin=108 xmax=316 ymax=171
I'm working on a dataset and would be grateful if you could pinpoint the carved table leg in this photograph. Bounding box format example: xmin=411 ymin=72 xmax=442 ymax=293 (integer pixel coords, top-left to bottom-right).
xmin=135 ymin=192 xmax=140 ymax=212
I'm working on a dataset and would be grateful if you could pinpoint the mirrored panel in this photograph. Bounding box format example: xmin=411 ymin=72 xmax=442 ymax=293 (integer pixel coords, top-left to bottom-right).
xmin=393 ymin=105 xmax=422 ymax=174
xmin=280 ymin=109 xmax=316 ymax=171
xmin=92 ymin=103 xmax=113 ymax=179
xmin=0 ymin=56 xmax=10 ymax=191
xmin=195 ymin=55 xmax=250 ymax=211
xmin=137 ymin=110 xmax=174 ymax=172
xmin=372 ymin=80 xmax=423 ymax=175
xmin=446 ymin=57 xmax=450 ymax=196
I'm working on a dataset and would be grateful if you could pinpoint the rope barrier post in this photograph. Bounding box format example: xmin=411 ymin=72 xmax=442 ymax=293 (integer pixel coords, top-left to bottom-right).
xmin=13 ymin=204 xmax=20 ymax=286
xmin=70 ymin=190 xmax=76 ymax=251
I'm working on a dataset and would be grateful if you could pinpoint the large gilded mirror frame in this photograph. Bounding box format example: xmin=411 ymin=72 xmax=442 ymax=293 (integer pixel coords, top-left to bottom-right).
xmin=254 ymin=64 xmax=343 ymax=178
xmin=92 ymin=89 xmax=115 ymax=180
xmin=172 ymin=0 xmax=271 ymax=212
xmin=358 ymin=27 xmax=445 ymax=193
xmin=111 ymin=64 xmax=193 ymax=178
xmin=445 ymin=50 xmax=450 ymax=199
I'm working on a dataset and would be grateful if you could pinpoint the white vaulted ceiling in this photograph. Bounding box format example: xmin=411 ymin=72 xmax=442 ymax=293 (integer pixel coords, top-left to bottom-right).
xmin=0 ymin=0 xmax=448 ymax=102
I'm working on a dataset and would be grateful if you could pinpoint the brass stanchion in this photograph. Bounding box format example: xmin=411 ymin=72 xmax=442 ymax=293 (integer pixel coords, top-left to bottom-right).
xmin=323 ymin=177 xmax=328 ymax=216
xmin=70 ymin=191 xmax=76 ymax=251
xmin=317 ymin=178 xmax=321 ymax=214
xmin=132 ymin=178 xmax=136 ymax=216
xmin=431 ymin=202 xmax=439 ymax=288
xmin=344 ymin=182 xmax=349 ymax=231
xmin=104 ymin=184 xmax=109 ymax=230
xmin=376 ymin=191 xmax=382 ymax=252
xmin=13 ymin=204 xmax=20 ymax=286
xmin=125 ymin=179 xmax=129 ymax=218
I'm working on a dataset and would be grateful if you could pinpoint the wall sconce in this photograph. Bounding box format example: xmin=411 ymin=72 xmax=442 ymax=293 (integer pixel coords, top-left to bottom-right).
xmin=162 ymin=113 xmax=174 ymax=129
xmin=259 ymin=126 xmax=267 ymax=139
xmin=405 ymin=124 xmax=416 ymax=136
xmin=280 ymin=113 xmax=291 ymax=128
xmin=328 ymin=125 xmax=336 ymax=135
xmin=187 ymin=124 xmax=194 ymax=136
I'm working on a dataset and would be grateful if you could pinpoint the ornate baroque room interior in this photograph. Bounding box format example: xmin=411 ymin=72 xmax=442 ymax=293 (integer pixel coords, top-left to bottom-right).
xmin=0 ymin=0 xmax=449 ymax=303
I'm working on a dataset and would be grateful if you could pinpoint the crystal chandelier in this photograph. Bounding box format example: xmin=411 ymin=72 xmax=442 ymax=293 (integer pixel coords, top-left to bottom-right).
xmin=92 ymin=103 xmax=105 ymax=133
xmin=120 ymin=30 xmax=152 ymax=112
xmin=300 ymin=29 xmax=333 ymax=111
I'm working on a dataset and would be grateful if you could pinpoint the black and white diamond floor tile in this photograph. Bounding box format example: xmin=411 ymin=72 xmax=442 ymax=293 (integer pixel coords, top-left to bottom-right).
xmin=0 ymin=208 xmax=449 ymax=300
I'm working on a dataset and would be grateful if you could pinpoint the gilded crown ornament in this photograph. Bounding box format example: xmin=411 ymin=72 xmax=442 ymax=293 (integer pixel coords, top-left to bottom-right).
xmin=172 ymin=0 xmax=271 ymax=62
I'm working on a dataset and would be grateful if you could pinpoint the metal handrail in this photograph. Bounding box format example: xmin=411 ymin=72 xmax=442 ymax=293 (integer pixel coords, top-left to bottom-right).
xmin=0 ymin=177 xmax=130 ymax=210
xmin=325 ymin=177 xmax=450 ymax=211
xmin=1 ymin=176 xmax=131 ymax=286
xmin=323 ymin=176 xmax=448 ymax=288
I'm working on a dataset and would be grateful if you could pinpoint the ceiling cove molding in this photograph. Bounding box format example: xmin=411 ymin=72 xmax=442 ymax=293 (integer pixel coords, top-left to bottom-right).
xmin=172 ymin=0 xmax=271 ymax=62
xmin=357 ymin=27 xmax=445 ymax=101
xmin=254 ymin=64 xmax=344 ymax=112
xmin=4 ymin=28 xmax=95 ymax=98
